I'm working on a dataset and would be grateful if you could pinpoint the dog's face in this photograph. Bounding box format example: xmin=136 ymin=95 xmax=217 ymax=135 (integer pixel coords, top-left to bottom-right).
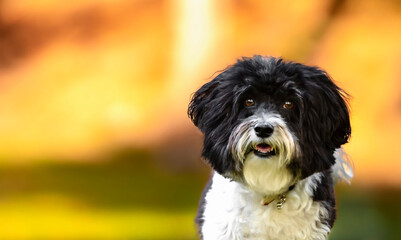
xmin=188 ymin=56 xmax=351 ymax=195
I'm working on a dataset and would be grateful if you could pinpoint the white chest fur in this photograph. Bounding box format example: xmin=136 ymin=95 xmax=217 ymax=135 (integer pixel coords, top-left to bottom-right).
xmin=201 ymin=173 xmax=330 ymax=240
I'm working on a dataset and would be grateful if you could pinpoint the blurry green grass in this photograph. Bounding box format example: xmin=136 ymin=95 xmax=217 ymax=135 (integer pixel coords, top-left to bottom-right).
xmin=0 ymin=149 xmax=206 ymax=239
xmin=331 ymin=186 xmax=401 ymax=240
xmin=0 ymin=149 xmax=400 ymax=239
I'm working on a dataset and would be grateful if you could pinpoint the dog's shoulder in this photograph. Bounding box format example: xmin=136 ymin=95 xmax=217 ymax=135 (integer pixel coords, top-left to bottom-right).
xmin=312 ymin=171 xmax=336 ymax=227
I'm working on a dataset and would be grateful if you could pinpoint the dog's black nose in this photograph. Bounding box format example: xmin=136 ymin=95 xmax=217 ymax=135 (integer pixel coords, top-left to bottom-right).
xmin=254 ymin=125 xmax=274 ymax=138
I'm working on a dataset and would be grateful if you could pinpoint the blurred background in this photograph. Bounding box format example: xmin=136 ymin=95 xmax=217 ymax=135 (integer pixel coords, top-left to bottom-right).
xmin=0 ymin=0 xmax=400 ymax=239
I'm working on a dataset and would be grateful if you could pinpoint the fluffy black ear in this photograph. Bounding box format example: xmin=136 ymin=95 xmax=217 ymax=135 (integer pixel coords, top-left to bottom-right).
xmin=188 ymin=68 xmax=240 ymax=134
xmin=299 ymin=66 xmax=351 ymax=176
xmin=303 ymin=68 xmax=351 ymax=147
xmin=188 ymin=71 xmax=240 ymax=175
xmin=188 ymin=81 xmax=219 ymax=132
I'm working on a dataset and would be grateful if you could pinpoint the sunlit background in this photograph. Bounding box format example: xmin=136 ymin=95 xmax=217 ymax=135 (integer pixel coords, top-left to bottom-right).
xmin=1 ymin=0 xmax=401 ymax=239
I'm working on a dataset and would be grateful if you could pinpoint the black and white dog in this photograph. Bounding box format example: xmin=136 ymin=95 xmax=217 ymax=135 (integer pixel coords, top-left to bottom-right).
xmin=188 ymin=56 xmax=353 ymax=240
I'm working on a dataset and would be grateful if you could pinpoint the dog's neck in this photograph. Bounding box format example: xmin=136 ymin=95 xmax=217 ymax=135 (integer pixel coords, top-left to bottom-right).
xmin=260 ymin=183 xmax=296 ymax=208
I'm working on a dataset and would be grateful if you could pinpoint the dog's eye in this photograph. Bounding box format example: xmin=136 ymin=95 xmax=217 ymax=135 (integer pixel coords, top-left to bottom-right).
xmin=283 ymin=101 xmax=294 ymax=110
xmin=244 ymin=99 xmax=255 ymax=107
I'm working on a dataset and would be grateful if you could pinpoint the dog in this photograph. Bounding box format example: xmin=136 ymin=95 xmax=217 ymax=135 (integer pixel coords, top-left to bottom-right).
xmin=188 ymin=55 xmax=353 ymax=240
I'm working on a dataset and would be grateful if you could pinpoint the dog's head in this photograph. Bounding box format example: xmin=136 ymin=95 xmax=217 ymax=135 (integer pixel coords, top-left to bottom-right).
xmin=188 ymin=56 xmax=351 ymax=195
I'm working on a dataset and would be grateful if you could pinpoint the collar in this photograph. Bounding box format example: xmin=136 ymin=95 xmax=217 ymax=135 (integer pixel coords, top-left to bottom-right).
xmin=261 ymin=184 xmax=296 ymax=209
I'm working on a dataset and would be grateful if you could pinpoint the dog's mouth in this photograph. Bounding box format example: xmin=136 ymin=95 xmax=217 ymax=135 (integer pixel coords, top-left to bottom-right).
xmin=253 ymin=143 xmax=277 ymax=158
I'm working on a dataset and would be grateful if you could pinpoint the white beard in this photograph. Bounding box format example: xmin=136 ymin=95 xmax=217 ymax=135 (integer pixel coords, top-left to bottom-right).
xmin=243 ymin=153 xmax=295 ymax=196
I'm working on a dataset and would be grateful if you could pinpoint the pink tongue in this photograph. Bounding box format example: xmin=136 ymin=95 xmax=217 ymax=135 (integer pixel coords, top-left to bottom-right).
xmin=256 ymin=144 xmax=272 ymax=153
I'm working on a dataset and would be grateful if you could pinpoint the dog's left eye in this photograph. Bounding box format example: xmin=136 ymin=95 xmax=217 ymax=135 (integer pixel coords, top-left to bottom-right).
xmin=283 ymin=101 xmax=294 ymax=110
xmin=244 ymin=99 xmax=255 ymax=107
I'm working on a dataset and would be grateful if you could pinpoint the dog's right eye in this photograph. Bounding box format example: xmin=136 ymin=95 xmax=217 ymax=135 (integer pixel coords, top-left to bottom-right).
xmin=244 ymin=99 xmax=255 ymax=107
xmin=283 ymin=101 xmax=294 ymax=110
